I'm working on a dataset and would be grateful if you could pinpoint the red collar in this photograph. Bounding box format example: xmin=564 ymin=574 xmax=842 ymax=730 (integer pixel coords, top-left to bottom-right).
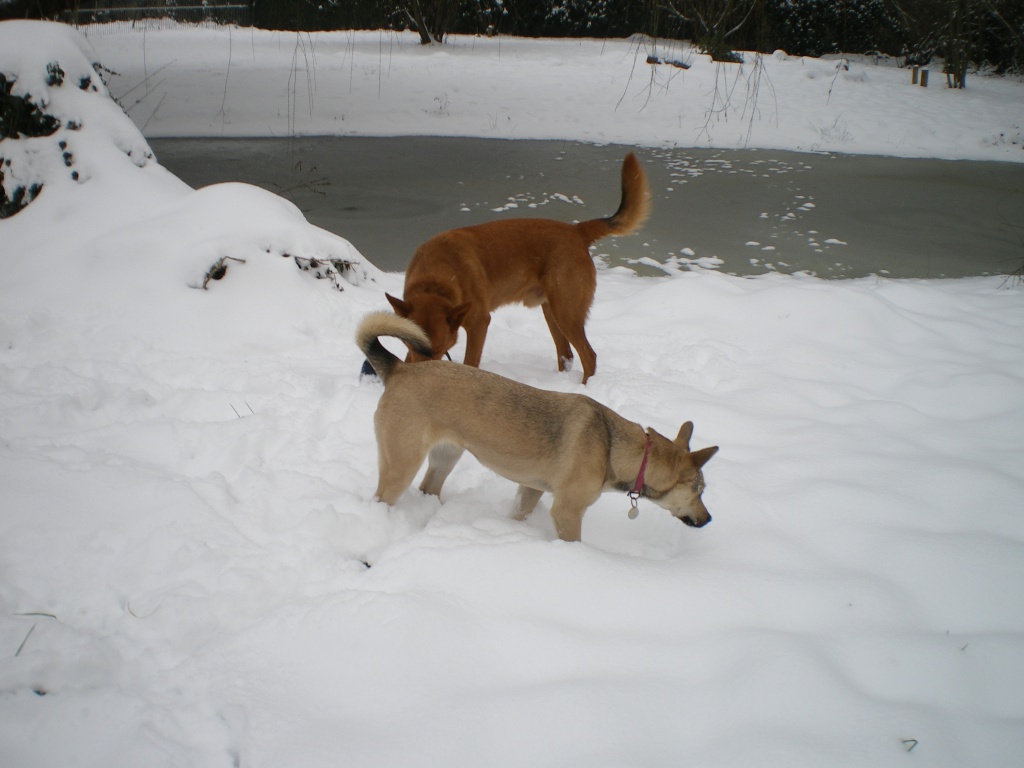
xmin=631 ymin=431 xmax=652 ymax=496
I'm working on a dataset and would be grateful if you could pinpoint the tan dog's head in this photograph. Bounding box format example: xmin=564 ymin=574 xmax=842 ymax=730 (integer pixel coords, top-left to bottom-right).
xmin=386 ymin=293 xmax=470 ymax=361
xmin=648 ymin=422 xmax=718 ymax=528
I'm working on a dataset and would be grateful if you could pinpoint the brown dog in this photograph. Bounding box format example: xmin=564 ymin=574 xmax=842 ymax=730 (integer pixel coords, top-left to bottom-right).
xmin=357 ymin=312 xmax=718 ymax=542
xmin=385 ymin=152 xmax=651 ymax=383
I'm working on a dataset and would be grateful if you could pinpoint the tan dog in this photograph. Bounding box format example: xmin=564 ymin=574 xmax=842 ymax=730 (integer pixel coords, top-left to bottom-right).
xmin=385 ymin=152 xmax=651 ymax=384
xmin=357 ymin=312 xmax=718 ymax=542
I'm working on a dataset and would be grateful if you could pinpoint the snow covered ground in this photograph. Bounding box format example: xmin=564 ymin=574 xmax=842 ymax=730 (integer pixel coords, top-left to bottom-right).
xmin=79 ymin=19 xmax=1024 ymax=159
xmin=1 ymin=19 xmax=1023 ymax=768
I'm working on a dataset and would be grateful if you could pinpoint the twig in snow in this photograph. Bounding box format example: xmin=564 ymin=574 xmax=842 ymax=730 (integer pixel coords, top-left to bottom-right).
xmin=230 ymin=402 xmax=255 ymax=419
xmin=219 ymin=26 xmax=233 ymax=121
xmin=111 ymin=59 xmax=176 ymax=106
xmin=201 ymin=256 xmax=247 ymax=289
xmin=828 ymin=57 xmax=849 ymax=105
xmin=139 ymin=89 xmax=167 ymax=134
xmin=15 ymin=624 xmax=36 ymax=657
xmin=12 ymin=612 xmax=55 ymax=656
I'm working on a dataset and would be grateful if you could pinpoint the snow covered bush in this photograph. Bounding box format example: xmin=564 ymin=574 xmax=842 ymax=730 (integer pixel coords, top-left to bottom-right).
xmin=0 ymin=20 xmax=151 ymax=219
xmin=0 ymin=68 xmax=63 ymax=217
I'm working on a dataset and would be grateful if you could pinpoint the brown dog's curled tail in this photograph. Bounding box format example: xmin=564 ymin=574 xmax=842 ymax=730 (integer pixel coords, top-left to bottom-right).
xmin=356 ymin=311 xmax=433 ymax=383
xmin=576 ymin=152 xmax=651 ymax=245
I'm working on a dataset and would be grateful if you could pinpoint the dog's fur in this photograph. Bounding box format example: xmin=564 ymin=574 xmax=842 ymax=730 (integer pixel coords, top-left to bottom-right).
xmin=385 ymin=152 xmax=651 ymax=384
xmin=357 ymin=312 xmax=718 ymax=542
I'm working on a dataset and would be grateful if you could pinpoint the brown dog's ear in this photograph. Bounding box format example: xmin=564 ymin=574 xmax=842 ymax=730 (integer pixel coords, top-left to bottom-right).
xmin=386 ymin=293 xmax=411 ymax=317
xmin=447 ymin=302 xmax=471 ymax=329
xmin=689 ymin=446 xmax=719 ymax=469
xmin=674 ymin=421 xmax=694 ymax=451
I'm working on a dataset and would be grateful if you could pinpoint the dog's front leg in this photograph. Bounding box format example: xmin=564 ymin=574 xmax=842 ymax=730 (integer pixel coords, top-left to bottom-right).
xmin=419 ymin=443 xmax=464 ymax=496
xmin=461 ymin=313 xmax=490 ymax=368
xmin=549 ymin=497 xmax=596 ymax=542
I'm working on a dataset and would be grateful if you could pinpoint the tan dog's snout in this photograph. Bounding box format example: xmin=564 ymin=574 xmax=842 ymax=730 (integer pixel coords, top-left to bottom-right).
xmin=680 ymin=511 xmax=711 ymax=528
xmin=686 ymin=495 xmax=713 ymax=527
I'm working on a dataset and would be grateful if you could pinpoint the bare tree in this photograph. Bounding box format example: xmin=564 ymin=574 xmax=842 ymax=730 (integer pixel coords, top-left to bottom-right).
xmin=657 ymin=0 xmax=765 ymax=61
xmin=889 ymin=0 xmax=1024 ymax=87
xmin=392 ymin=0 xmax=461 ymax=44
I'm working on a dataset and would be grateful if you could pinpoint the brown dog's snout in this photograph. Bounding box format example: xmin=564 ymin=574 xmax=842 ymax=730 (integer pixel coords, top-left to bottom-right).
xmin=681 ymin=513 xmax=711 ymax=527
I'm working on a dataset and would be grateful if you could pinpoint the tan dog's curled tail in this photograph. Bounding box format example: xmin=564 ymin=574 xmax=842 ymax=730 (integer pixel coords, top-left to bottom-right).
xmin=356 ymin=311 xmax=432 ymax=383
xmin=576 ymin=152 xmax=651 ymax=244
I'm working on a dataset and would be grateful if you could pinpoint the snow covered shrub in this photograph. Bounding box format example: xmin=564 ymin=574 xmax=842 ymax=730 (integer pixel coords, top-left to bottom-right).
xmin=0 ymin=166 xmax=42 ymax=217
xmin=0 ymin=73 xmax=61 ymax=140
xmin=1 ymin=55 xmax=106 ymax=218
xmin=0 ymin=72 xmax=63 ymax=217
xmin=2 ymin=17 xmax=154 ymax=222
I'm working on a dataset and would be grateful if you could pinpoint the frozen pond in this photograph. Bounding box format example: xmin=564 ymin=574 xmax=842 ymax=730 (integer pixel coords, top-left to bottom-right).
xmin=149 ymin=137 xmax=1024 ymax=278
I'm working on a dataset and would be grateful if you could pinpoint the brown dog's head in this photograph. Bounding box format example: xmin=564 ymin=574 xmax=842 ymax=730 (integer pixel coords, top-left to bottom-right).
xmin=647 ymin=421 xmax=718 ymax=528
xmin=386 ymin=293 xmax=470 ymax=361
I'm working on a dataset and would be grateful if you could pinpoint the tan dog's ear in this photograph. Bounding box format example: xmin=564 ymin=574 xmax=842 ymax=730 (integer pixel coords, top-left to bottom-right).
xmin=447 ymin=302 xmax=471 ymax=329
xmin=386 ymin=293 xmax=411 ymax=317
xmin=689 ymin=446 xmax=719 ymax=468
xmin=674 ymin=421 xmax=694 ymax=451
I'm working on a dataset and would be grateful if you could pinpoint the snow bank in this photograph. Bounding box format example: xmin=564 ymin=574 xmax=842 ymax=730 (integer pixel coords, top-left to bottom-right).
xmin=80 ymin=22 xmax=1024 ymax=162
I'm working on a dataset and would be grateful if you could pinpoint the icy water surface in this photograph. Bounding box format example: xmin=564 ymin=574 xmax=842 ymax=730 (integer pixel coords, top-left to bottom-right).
xmin=150 ymin=137 xmax=1024 ymax=278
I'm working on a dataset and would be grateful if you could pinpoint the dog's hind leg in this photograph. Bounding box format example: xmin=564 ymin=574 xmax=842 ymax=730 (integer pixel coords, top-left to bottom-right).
xmin=374 ymin=436 xmax=429 ymax=505
xmin=542 ymin=270 xmax=597 ymax=382
xmin=512 ymin=485 xmax=543 ymax=521
xmin=548 ymin=305 xmax=596 ymax=383
xmin=566 ymin=328 xmax=596 ymax=384
xmin=418 ymin=443 xmax=464 ymax=497
xmin=541 ymin=303 xmax=574 ymax=372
